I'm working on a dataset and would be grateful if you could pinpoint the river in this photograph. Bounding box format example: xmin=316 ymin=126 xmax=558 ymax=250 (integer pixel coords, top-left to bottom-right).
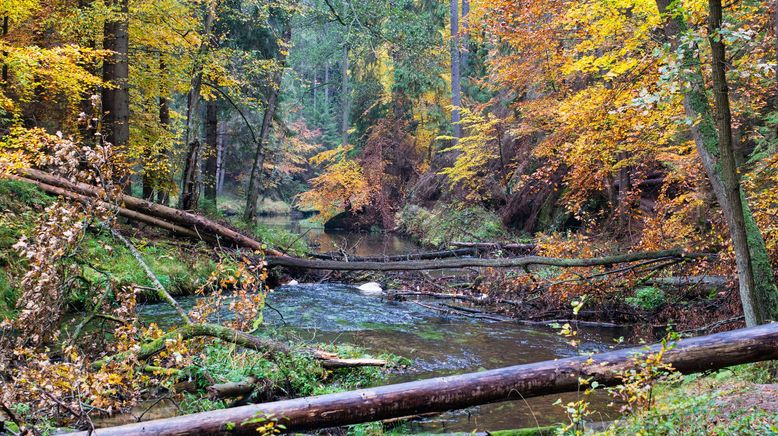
xmin=135 ymin=216 xmax=626 ymax=433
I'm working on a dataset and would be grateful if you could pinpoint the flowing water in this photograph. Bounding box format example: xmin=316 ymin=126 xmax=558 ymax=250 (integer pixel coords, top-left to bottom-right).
xmin=135 ymin=216 xmax=627 ymax=433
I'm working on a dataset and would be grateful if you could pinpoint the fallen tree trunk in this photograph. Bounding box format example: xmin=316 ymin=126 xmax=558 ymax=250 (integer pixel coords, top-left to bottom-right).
xmin=268 ymin=249 xmax=705 ymax=271
xmin=71 ymin=323 xmax=778 ymax=435
xmin=16 ymin=169 xmax=284 ymax=256
xmin=6 ymin=175 xmax=204 ymax=240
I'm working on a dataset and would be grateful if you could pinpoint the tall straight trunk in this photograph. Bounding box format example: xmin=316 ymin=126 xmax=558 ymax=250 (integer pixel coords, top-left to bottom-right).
xmin=216 ymin=121 xmax=226 ymax=196
xmin=312 ymin=68 xmax=317 ymax=110
xmin=707 ymin=0 xmax=760 ymax=324
xmin=656 ymin=0 xmax=778 ymax=325
xmin=340 ymin=43 xmax=350 ymax=146
xmin=244 ymin=24 xmax=291 ymax=222
xmin=180 ymin=2 xmax=216 ymax=210
xmin=450 ymin=0 xmax=462 ymax=141
xmin=1 ymin=16 xmax=8 ymax=83
xmin=203 ymin=99 xmax=218 ymax=202
xmin=324 ymin=63 xmax=330 ymax=110
xmin=461 ymin=0 xmax=469 ymax=75
xmin=156 ymin=78 xmax=171 ymax=205
xmin=102 ymin=0 xmax=131 ymax=194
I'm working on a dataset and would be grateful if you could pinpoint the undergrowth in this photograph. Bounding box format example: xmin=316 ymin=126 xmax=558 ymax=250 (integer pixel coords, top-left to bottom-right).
xmin=397 ymin=203 xmax=511 ymax=248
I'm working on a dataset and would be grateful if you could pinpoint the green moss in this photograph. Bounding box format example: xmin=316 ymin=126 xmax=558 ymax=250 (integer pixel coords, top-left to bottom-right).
xmin=489 ymin=426 xmax=559 ymax=436
xmin=595 ymin=364 xmax=778 ymax=435
xmin=397 ymin=203 xmax=509 ymax=248
xmin=79 ymin=235 xmax=225 ymax=299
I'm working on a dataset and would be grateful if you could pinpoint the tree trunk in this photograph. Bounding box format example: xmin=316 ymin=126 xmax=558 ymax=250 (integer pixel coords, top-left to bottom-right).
xmin=102 ymin=0 xmax=131 ymax=194
xmin=180 ymin=2 xmax=216 ymax=210
xmin=461 ymin=0 xmax=470 ymax=74
xmin=156 ymin=70 xmax=171 ymax=206
xmin=16 ymin=169 xmax=284 ymax=256
xmin=69 ymin=323 xmax=778 ymax=435
xmin=707 ymin=0 xmax=761 ymax=325
xmin=450 ymin=0 xmax=462 ymax=141
xmin=340 ymin=43 xmax=350 ymax=146
xmin=216 ymin=121 xmax=226 ymax=196
xmin=244 ymin=24 xmax=291 ymax=222
xmin=1 ymin=16 xmax=8 ymax=83
xmin=655 ymin=0 xmax=778 ymax=325
xmin=203 ymin=99 xmax=219 ymax=202
xmin=268 ymin=248 xmax=701 ymax=271
xmin=324 ymin=63 xmax=330 ymax=109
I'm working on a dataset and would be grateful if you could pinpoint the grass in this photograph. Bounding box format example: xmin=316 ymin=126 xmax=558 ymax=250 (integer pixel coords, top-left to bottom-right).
xmin=178 ymin=340 xmax=402 ymax=415
xmin=594 ymin=363 xmax=778 ymax=435
xmin=79 ymin=234 xmax=224 ymax=300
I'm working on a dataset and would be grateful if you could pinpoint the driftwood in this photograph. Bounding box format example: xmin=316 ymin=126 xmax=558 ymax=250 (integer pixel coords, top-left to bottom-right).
xmin=69 ymin=323 xmax=778 ymax=435
xmin=268 ymin=249 xmax=706 ymax=271
xmin=15 ymin=169 xmax=284 ymax=256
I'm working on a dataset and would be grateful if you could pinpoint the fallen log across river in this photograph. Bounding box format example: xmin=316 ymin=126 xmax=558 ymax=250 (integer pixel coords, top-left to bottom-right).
xmin=268 ymin=248 xmax=707 ymax=271
xmin=68 ymin=322 xmax=778 ymax=435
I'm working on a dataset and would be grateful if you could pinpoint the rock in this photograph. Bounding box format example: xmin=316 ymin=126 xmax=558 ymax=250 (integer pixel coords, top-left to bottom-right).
xmin=357 ymin=282 xmax=383 ymax=295
xmin=284 ymin=279 xmax=299 ymax=286
xmin=323 ymin=210 xmax=378 ymax=231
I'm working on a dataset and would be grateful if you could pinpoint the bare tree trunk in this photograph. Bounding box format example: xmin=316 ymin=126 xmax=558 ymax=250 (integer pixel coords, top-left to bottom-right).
xmin=1 ymin=16 xmax=8 ymax=83
xmin=340 ymin=43 xmax=350 ymax=146
xmin=244 ymin=25 xmax=291 ymax=222
xmin=450 ymin=0 xmax=461 ymax=142
xmin=102 ymin=0 xmax=131 ymax=194
xmin=656 ymin=0 xmax=778 ymax=325
xmin=156 ymin=76 xmax=171 ymax=206
xmin=461 ymin=0 xmax=470 ymax=74
xmin=203 ymin=99 xmax=218 ymax=202
xmin=324 ymin=63 xmax=330 ymax=109
xmin=216 ymin=121 xmax=226 ymax=196
xmin=707 ymin=0 xmax=761 ymax=325
xmin=180 ymin=2 xmax=216 ymax=210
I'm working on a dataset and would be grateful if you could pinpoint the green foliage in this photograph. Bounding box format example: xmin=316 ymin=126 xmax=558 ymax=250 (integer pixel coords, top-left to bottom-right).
xmin=596 ymin=367 xmax=778 ymax=435
xmin=80 ymin=236 xmax=222 ymax=299
xmin=625 ymin=286 xmax=666 ymax=311
xmin=397 ymin=204 xmax=508 ymax=248
xmin=179 ymin=340 xmax=393 ymax=413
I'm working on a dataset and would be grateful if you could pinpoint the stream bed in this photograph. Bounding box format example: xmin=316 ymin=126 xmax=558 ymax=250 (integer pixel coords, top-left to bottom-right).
xmin=140 ymin=282 xmax=627 ymax=433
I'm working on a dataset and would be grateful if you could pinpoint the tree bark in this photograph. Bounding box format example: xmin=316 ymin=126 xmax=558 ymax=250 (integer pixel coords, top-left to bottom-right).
xmin=5 ymin=174 xmax=204 ymax=240
xmin=180 ymin=2 xmax=217 ymax=210
xmin=707 ymin=0 xmax=761 ymax=325
xmin=340 ymin=43 xmax=350 ymax=146
xmin=655 ymin=0 xmax=778 ymax=325
xmin=461 ymin=0 xmax=470 ymax=74
xmin=15 ymin=169 xmax=284 ymax=256
xmin=216 ymin=121 xmax=226 ymax=196
xmin=1 ymin=15 xmax=8 ymax=83
xmin=101 ymin=0 xmax=131 ymax=194
xmin=268 ymin=248 xmax=703 ymax=271
xmin=203 ymin=99 xmax=219 ymax=202
xmin=156 ymin=69 xmax=171 ymax=206
xmin=244 ymin=24 xmax=291 ymax=222
xmin=450 ymin=0 xmax=462 ymax=141
xmin=70 ymin=323 xmax=778 ymax=435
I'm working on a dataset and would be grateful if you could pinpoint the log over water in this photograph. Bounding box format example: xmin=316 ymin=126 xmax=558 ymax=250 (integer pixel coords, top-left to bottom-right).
xmin=69 ymin=323 xmax=778 ymax=435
